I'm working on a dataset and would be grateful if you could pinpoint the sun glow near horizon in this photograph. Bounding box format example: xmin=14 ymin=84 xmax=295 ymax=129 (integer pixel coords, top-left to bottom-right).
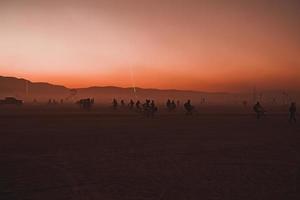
xmin=1 ymin=0 xmax=300 ymax=92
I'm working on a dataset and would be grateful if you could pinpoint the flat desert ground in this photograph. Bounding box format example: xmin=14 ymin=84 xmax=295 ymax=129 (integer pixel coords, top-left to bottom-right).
xmin=0 ymin=105 xmax=299 ymax=200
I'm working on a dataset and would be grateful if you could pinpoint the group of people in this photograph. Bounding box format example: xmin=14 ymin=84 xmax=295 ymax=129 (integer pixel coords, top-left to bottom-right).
xmin=142 ymin=99 xmax=158 ymax=117
xmin=48 ymin=99 xmax=64 ymax=105
xmin=112 ymin=98 xmax=297 ymax=122
xmin=112 ymin=98 xmax=196 ymax=116
xmin=112 ymin=98 xmax=158 ymax=117
xmin=166 ymin=99 xmax=179 ymax=111
xmin=253 ymin=101 xmax=297 ymax=123
xmin=166 ymin=99 xmax=195 ymax=115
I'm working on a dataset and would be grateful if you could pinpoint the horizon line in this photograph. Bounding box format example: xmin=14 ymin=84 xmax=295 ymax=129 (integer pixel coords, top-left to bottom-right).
xmin=1 ymin=75 xmax=299 ymax=94
xmin=0 ymin=75 xmax=232 ymax=94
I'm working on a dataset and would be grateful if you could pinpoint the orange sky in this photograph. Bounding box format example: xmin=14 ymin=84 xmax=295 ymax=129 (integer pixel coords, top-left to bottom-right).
xmin=0 ymin=0 xmax=300 ymax=92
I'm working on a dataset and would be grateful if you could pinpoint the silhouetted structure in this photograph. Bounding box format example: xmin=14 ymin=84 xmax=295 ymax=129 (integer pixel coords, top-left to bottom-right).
xmin=253 ymin=102 xmax=265 ymax=119
xmin=0 ymin=97 xmax=23 ymax=105
xmin=184 ymin=100 xmax=195 ymax=115
xmin=289 ymin=102 xmax=297 ymax=123
xmin=77 ymin=98 xmax=94 ymax=110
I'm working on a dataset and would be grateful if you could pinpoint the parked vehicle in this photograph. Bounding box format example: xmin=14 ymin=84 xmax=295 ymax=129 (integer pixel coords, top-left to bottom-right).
xmin=0 ymin=97 xmax=23 ymax=105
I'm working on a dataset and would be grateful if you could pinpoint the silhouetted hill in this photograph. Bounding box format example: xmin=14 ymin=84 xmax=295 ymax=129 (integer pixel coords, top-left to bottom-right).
xmin=0 ymin=76 xmax=68 ymax=98
xmin=0 ymin=76 xmax=230 ymax=103
xmin=0 ymin=76 xmax=299 ymax=104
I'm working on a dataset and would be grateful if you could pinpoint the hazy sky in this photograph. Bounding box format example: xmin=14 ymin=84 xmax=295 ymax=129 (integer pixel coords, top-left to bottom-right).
xmin=0 ymin=0 xmax=300 ymax=91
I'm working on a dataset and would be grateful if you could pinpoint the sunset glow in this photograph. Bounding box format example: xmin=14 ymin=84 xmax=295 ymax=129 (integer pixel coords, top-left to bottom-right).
xmin=0 ymin=0 xmax=300 ymax=91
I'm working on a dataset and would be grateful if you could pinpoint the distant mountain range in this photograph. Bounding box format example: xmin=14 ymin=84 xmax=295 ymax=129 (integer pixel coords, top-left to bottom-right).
xmin=0 ymin=76 xmax=299 ymax=104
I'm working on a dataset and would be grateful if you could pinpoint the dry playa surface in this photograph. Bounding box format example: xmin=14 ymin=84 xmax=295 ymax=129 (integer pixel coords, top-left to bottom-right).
xmin=0 ymin=105 xmax=300 ymax=200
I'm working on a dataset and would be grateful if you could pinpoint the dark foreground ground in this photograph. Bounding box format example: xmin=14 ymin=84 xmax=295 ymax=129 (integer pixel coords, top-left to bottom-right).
xmin=0 ymin=105 xmax=300 ymax=200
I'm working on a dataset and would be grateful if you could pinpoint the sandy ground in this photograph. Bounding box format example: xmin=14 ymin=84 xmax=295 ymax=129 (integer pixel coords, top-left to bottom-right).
xmin=0 ymin=105 xmax=300 ymax=200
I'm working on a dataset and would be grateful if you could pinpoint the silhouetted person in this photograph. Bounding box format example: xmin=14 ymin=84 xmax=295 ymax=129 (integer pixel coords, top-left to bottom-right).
xmin=253 ymin=102 xmax=265 ymax=119
xmin=142 ymin=99 xmax=153 ymax=117
xmin=128 ymin=99 xmax=134 ymax=109
xmin=60 ymin=99 xmax=64 ymax=104
xmin=166 ymin=99 xmax=171 ymax=111
xmin=151 ymin=100 xmax=158 ymax=116
xmin=112 ymin=98 xmax=118 ymax=109
xmin=184 ymin=99 xmax=194 ymax=115
xmin=171 ymin=100 xmax=176 ymax=110
xmin=143 ymin=99 xmax=151 ymax=110
xmin=121 ymin=99 xmax=125 ymax=107
xmin=150 ymin=100 xmax=154 ymax=108
xmin=136 ymin=100 xmax=141 ymax=110
xmin=289 ymin=102 xmax=297 ymax=123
